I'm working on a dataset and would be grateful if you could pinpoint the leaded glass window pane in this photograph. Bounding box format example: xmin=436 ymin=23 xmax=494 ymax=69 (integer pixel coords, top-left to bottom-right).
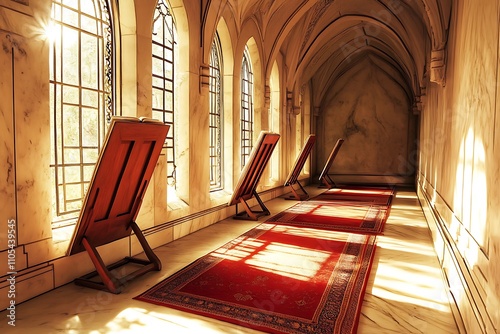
xmin=152 ymin=0 xmax=177 ymax=188
xmin=241 ymin=46 xmax=254 ymax=168
xmin=49 ymin=0 xmax=113 ymax=223
xmin=209 ymin=34 xmax=223 ymax=191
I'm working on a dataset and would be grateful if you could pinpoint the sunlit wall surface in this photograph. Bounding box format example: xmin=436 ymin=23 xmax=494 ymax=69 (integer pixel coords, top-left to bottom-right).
xmin=417 ymin=1 xmax=500 ymax=332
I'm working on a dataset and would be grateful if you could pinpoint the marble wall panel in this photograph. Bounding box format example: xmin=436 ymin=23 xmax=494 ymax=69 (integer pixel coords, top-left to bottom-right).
xmin=136 ymin=181 xmax=155 ymax=230
xmin=190 ymin=72 xmax=210 ymax=210
xmin=0 ymin=246 xmax=27 ymax=274
xmin=51 ymin=251 xmax=93 ymax=288
xmin=419 ymin=182 xmax=488 ymax=333
xmin=419 ymin=0 xmax=500 ymax=330
xmin=134 ymin=1 xmax=155 ymax=120
xmin=24 ymin=238 xmax=67 ymax=266
xmin=9 ymin=27 xmax=52 ymax=246
xmin=453 ymin=0 xmax=496 ymax=250
xmin=423 ymin=88 xmax=446 ymax=193
xmin=120 ymin=33 xmax=137 ymax=118
xmin=189 ymin=211 xmax=222 ymax=232
xmin=130 ymin=226 xmax=173 ymax=257
xmin=487 ymin=61 xmax=500 ymax=330
xmin=0 ymin=3 xmax=34 ymax=36
xmin=443 ymin=248 xmax=485 ymax=334
xmin=171 ymin=45 xmax=191 ymax=206
xmin=0 ymin=265 xmax=53 ymax=310
xmin=480 ymin=0 xmax=500 ymax=325
xmin=0 ymin=32 xmax=15 ymax=252
xmin=154 ymin=151 xmax=169 ymax=225
xmin=173 ymin=220 xmax=194 ymax=240
xmin=52 ymin=237 xmax=131 ymax=288
xmin=487 ymin=153 xmax=500 ymax=327
xmin=419 ymin=105 xmax=433 ymax=185
xmin=222 ymin=76 xmax=235 ymax=193
xmin=94 ymin=238 xmax=130 ymax=265
xmin=0 ymin=1 xmax=52 ymax=250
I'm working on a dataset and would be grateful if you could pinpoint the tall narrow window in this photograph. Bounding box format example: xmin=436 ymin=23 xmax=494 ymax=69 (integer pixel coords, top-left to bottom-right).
xmin=49 ymin=0 xmax=113 ymax=224
xmin=209 ymin=34 xmax=223 ymax=191
xmin=152 ymin=0 xmax=177 ymax=190
xmin=241 ymin=45 xmax=254 ymax=167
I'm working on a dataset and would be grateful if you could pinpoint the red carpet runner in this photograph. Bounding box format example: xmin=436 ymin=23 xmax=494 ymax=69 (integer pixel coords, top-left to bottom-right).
xmin=267 ymin=186 xmax=394 ymax=234
xmin=135 ymin=186 xmax=394 ymax=333
xmin=266 ymin=200 xmax=389 ymax=234
xmin=135 ymin=223 xmax=376 ymax=333
xmin=313 ymin=185 xmax=394 ymax=206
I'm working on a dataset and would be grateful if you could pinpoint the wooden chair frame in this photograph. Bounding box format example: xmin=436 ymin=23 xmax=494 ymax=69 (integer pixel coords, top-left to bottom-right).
xmin=228 ymin=132 xmax=280 ymax=220
xmin=284 ymin=134 xmax=316 ymax=200
xmin=67 ymin=117 xmax=169 ymax=294
xmin=318 ymin=138 xmax=344 ymax=189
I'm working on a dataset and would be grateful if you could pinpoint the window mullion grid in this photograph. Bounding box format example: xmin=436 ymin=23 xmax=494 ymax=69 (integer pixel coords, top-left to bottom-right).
xmin=78 ymin=9 xmax=85 ymax=211
xmin=50 ymin=0 xmax=112 ymax=220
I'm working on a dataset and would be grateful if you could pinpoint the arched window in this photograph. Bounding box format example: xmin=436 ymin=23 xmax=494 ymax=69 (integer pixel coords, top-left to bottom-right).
xmin=209 ymin=33 xmax=223 ymax=191
xmin=241 ymin=45 xmax=254 ymax=167
xmin=152 ymin=0 xmax=177 ymax=190
xmin=49 ymin=0 xmax=113 ymax=223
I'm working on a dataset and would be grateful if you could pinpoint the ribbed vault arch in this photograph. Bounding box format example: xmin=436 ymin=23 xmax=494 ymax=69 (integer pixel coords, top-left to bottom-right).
xmin=213 ymin=0 xmax=451 ymax=105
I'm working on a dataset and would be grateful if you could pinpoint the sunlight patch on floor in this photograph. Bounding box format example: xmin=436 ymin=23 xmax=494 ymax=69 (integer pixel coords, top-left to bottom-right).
xmin=372 ymin=265 xmax=451 ymax=312
xmin=92 ymin=307 xmax=233 ymax=333
xmin=245 ymin=241 xmax=331 ymax=280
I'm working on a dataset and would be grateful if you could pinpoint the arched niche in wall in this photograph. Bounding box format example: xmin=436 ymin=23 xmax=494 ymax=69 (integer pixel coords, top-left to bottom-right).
xmin=315 ymin=54 xmax=415 ymax=184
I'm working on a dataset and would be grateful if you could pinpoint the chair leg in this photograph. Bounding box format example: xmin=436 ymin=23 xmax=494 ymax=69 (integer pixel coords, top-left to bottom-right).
xmin=233 ymin=191 xmax=270 ymax=221
xmin=75 ymin=222 xmax=162 ymax=294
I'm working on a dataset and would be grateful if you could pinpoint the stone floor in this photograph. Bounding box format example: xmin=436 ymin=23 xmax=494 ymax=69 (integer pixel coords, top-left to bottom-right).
xmin=0 ymin=187 xmax=462 ymax=333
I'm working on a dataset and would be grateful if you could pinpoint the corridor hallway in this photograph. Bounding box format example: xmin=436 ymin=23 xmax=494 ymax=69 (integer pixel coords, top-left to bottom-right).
xmin=0 ymin=187 xmax=462 ymax=333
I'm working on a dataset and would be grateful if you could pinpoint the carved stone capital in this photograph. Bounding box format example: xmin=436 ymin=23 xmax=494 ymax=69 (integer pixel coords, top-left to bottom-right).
xmin=430 ymin=48 xmax=446 ymax=86
xmin=199 ymin=64 xmax=210 ymax=89
xmin=313 ymin=107 xmax=321 ymax=117
xmin=264 ymin=85 xmax=271 ymax=110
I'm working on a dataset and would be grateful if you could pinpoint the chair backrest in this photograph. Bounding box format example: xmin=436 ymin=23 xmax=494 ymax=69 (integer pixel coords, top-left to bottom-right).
xmin=284 ymin=134 xmax=316 ymax=186
xmin=68 ymin=117 xmax=169 ymax=255
xmin=228 ymin=131 xmax=280 ymax=205
xmin=318 ymin=138 xmax=344 ymax=182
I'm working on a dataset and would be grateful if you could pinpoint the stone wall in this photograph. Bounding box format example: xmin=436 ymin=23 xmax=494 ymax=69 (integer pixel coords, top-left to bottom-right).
xmin=316 ymin=56 xmax=416 ymax=185
xmin=418 ymin=0 xmax=500 ymax=332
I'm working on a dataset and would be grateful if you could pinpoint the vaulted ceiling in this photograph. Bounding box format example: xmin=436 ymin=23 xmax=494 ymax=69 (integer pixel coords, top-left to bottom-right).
xmin=222 ymin=0 xmax=451 ymax=109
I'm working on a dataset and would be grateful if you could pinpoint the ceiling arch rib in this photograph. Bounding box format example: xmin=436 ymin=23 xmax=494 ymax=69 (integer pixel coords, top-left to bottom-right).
xmin=298 ymin=29 xmax=414 ymax=90
xmin=295 ymin=18 xmax=418 ymax=81
xmin=220 ymin=0 xmax=452 ymax=102
xmin=312 ymin=49 xmax=414 ymax=109
xmin=419 ymin=0 xmax=452 ymax=49
xmin=375 ymin=0 xmax=452 ymax=84
xmin=291 ymin=17 xmax=420 ymax=105
xmin=259 ymin=1 xmax=319 ymax=79
xmin=293 ymin=3 xmax=425 ymax=67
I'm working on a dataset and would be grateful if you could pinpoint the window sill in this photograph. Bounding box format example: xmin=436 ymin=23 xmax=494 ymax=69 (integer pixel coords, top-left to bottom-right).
xmin=209 ymin=189 xmax=232 ymax=205
xmin=167 ymin=197 xmax=189 ymax=211
xmin=52 ymin=223 xmax=77 ymax=244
